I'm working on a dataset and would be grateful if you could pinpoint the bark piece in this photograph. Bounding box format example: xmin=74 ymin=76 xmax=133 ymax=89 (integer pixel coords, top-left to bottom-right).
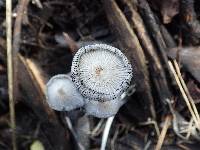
xmin=18 ymin=54 xmax=70 ymax=150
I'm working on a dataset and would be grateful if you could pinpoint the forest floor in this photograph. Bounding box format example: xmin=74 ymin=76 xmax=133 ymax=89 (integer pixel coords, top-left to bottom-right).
xmin=1 ymin=0 xmax=200 ymax=149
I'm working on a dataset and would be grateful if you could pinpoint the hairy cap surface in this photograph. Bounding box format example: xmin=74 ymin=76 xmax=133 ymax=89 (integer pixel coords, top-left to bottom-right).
xmin=71 ymin=44 xmax=133 ymax=101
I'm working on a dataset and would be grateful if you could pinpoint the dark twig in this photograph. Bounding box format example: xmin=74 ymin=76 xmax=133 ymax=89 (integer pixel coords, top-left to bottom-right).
xmin=102 ymin=0 xmax=156 ymax=119
xmin=137 ymin=0 xmax=167 ymax=52
xmin=63 ymin=32 xmax=79 ymax=54
xmin=137 ymin=0 xmax=176 ymax=103
xmin=122 ymin=0 xmax=172 ymax=112
xmin=160 ymin=25 xmax=177 ymax=48
xmin=12 ymin=0 xmax=30 ymax=100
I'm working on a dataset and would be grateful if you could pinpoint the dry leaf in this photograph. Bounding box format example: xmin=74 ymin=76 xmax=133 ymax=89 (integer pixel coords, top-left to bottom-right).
xmin=168 ymin=47 xmax=200 ymax=83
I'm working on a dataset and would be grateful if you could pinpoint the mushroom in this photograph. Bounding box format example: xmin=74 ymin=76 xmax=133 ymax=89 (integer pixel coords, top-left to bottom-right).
xmin=46 ymin=74 xmax=84 ymax=111
xmin=71 ymin=44 xmax=133 ymax=118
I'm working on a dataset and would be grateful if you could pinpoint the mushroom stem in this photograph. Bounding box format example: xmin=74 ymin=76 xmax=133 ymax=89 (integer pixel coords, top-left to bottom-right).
xmin=65 ymin=116 xmax=85 ymax=150
xmin=100 ymin=85 xmax=136 ymax=149
xmin=100 ymin=116 xmax=115 ymax=150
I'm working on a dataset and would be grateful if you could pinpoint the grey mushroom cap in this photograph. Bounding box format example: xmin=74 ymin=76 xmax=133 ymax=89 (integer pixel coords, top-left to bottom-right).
xmin=84 ymin=96 xmax=126 ymax=118
xmin=71 ymin=44 xmax=133 ymax=102
xmin=46 ymin=74 xmax=84 ymax=111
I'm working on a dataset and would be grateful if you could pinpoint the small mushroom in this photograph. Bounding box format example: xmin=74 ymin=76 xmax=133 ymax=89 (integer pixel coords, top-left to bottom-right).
xmin=46 ymin=74 xmax=84 ymax=111
xmin=71 ymin=44 xmax=133 ymax=118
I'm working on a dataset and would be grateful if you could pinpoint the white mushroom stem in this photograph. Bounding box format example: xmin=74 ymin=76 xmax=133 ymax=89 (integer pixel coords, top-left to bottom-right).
xmin=100 ymin=92 xmax=128 ymax=150
xmin=100 ymin=116 xmax=115 ymax=150
xmin=65 ymin=116 xmax=85 ymax=150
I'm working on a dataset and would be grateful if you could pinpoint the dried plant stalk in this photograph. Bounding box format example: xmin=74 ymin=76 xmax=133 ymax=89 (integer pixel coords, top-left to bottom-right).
xmin=155 ymin=115 xmax=171 ymax=150
xmin=173 ymin=60 xmax=200 ymax=122
xmin=168 ymin=61 xmax=200 ymax=129
xmin=6 ymin=0 xmax=17 ymax=149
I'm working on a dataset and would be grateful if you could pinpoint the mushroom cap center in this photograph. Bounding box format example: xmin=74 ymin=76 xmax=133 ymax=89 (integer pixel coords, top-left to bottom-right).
xmin=95 ymin=66 xmax=103 ymax=77
xmin=57 ymin=88 xmax=67 ymax=100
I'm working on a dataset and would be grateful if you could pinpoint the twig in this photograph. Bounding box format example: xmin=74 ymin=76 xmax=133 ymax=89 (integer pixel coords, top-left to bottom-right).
xmin=140 ymin=118 xmax=160 ymax=137
xmin=91 ymin=119 xmax=104 ymax=136
xmin=144 ymin=140 xmax=152 ymax=150
xmin=167 ymin=99 xmax=193 ymax=140
xmin=100 ymin=116 xmax=115 ymax=150
xmin=6 ymin=0 xmax=17 ymax=149
xmin=111 ymin=125 xmax=119 ymax=150
xmin=123 ymin=0 xmax=172 ymax=109
xmin=18 ymin=55 xmax=56 ymax=119
xmin=160 ymin=25 xmax=176 ymax=48
xmin=65 ymin=116 xmax=85 ymax=150
xmin=63 ymin=32 xmax=79 ymax=54
xmin=25 ymin=58 xmax=47 ymax=94
xmin=137 ymin=0 xmax=174 ymax=84
xmin=168 ymin=61 xmax=200 ymax=129
xmin=185 ymin=118 xmax=194 ymax=139
xmin=12 ymin=0 xmax=30 ymax=100
xmin=103 ymin=0 xmax=156 ymax=119
xmin=155 ymin=115 xmax=172 ymax=150
xmin=173 ymin=61 xmax=200 ymax=123
xmin=32 ymin=0 xmax=43 ymax=9
xmin=138 ymin=0 xmax=167 ymax=59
